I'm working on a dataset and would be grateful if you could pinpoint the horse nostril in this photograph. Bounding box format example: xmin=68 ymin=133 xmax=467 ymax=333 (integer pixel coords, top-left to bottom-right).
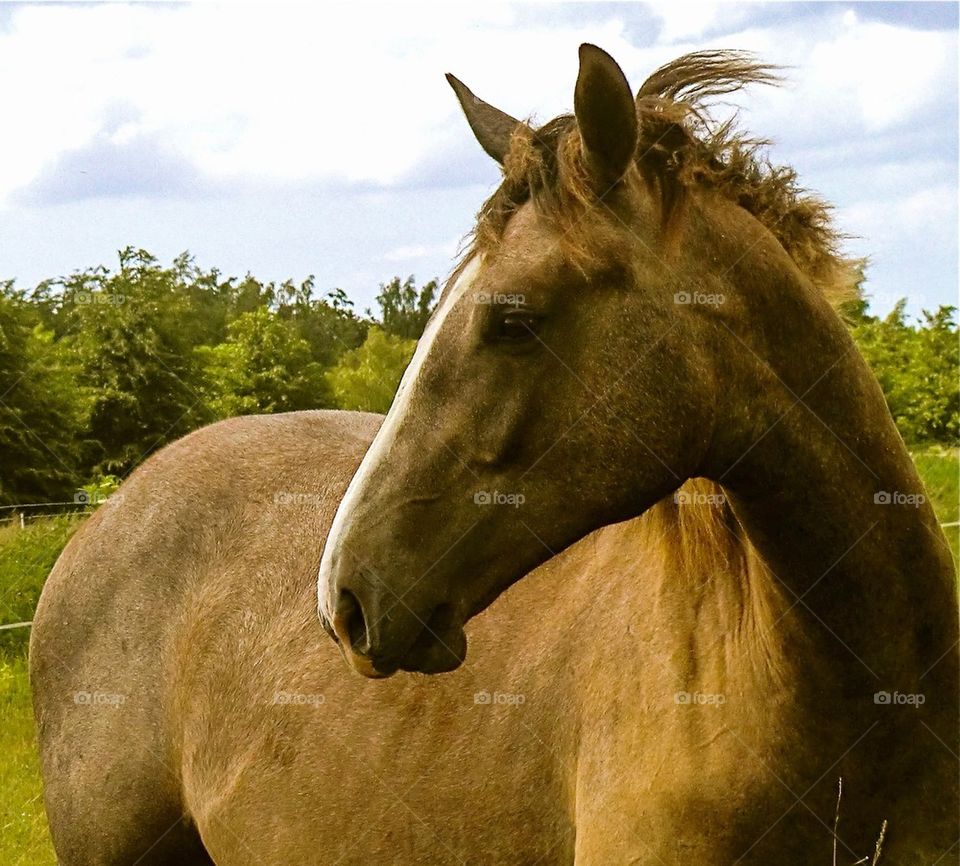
xmin=334 ymin=589 xmax=370 ymax=656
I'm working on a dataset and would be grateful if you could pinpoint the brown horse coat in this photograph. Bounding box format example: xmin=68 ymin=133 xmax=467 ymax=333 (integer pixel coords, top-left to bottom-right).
xmin=31 ymin=409 xmax=959 ymax=864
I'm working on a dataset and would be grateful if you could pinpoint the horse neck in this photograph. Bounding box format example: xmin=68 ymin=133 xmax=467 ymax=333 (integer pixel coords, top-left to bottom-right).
xmin=695 ymin=228 xmax=957 ymax=691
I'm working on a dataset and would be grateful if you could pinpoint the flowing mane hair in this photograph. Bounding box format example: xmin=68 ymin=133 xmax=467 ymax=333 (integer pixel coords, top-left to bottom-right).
xmin=468 ymin=50 xmax=860 ymax=308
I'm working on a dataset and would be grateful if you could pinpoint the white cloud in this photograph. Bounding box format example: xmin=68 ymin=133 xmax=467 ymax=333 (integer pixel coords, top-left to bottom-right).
xmin=0 ymin=3 xmax=638 ymax=201
xmin=1 ymin=3 xmax=954 ymax=204
xmin=705 ymin=8 xmax=957 ymax=139
xmin=384 ymin=240 xmax=461 ymax=263
xmin=384 ymin=245 xmax=432 ymax=263
xmin=646 ymin=1 xmax=753 ymax=43
xmin=807 ymin=10 xmax=955 ymax=131
xmin=842 ymin=183 xmax=958 ymax=246
xmin=0 ymin=2 xmax=954 ymax=315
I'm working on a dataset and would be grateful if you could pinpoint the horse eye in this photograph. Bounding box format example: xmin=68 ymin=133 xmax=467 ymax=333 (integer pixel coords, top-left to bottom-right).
xmin=494 ymin=311 xmax=541 ymax=343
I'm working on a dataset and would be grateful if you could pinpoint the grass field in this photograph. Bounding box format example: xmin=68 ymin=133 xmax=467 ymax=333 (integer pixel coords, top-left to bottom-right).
xmin=1 ymin=450 xmax=957 ymax=863
xmin=913 ymin=446 xmax=960 ymax=562
xmin=0 ymin=515 xmax=83 ymax=866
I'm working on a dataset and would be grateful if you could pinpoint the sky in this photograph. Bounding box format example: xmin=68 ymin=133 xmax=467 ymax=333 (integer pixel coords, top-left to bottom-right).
xmin=0 ymin=1 xmax=956 ymax=316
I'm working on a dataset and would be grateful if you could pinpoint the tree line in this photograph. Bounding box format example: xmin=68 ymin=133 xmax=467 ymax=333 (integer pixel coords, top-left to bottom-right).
xmin=0 ymin=249 xmax=955 ymax=506
xmin=0 ymin=248 xmax=434 ymax=505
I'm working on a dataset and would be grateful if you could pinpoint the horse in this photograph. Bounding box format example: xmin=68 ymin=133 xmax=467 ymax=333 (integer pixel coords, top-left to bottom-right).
xmin=32 ymin=45 xmax=958 ymax=865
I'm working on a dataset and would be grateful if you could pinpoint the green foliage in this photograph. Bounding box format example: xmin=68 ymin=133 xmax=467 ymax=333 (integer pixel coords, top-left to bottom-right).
xmin=0 ymin=250 xmax=376 ymax=503
xmin=76 ymin=474 xmax=122 ymax=509
xmin=848 ymin=300 xmax=959 ymax=445
xmin=326 ymin=326 xmax=416 ymax=413
xmin=277 ymin=281 xmax=369 ymax=367
xmin=373 ymin=276 xmax=438 ymax=339
xmin=56 ymin=249 xmax=210 ymax=477
xmin=196 ymin=308 xmax=333 ymax=417
xmin=0 ymin=285 xmax=84 ymax=504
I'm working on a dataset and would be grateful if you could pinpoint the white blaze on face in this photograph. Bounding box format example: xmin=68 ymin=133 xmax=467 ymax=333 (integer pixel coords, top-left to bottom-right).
xmin=317 ymin=256 xmax=482 ymax=620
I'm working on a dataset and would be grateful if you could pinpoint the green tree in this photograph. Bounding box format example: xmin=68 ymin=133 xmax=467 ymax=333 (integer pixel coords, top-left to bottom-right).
xmin=372 ymin=276 xmax=438 ymax=339
xmin=29 ymin=250 xmax=385 ymax=482
xmin=849 ymin=299 xmax=959 ymax=445
xmin=0 ymin=285 xmax=84 ymax=504
xmin=277 ymin=281 xmax=369 ymax=367
xmin=325 ymin=326 xmax=416 ymax=413
xmin=56 ymin=248 xmax=210 ymax=476
xmin=196 ymin=307 xmax=332 ymax=418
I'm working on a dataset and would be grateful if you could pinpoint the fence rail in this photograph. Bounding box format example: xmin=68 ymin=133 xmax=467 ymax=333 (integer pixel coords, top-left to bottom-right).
xmin=0 ymin=501 xmax=78 ymax=511
xmin=0 ymin=621 xmax=33 ymax=631
xmin=0 ymin=501 xmax=86 ymax=528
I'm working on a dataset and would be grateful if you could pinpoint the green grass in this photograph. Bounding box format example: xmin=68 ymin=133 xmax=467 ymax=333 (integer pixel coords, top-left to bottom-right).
xmin=0 ymin=654 xmax=53 ymax=865
xmin=0 ymin=514 xmax=83 ymax=866
xmin=912 ymin=446 xmax=959 ymax=564
xmin=0 ymin=452 xmax=957 ymax=862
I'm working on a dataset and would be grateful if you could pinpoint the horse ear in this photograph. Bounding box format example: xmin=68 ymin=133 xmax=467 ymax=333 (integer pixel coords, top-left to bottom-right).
xmin=574 ymin=44 xmax=638 ymax=187
xmin=446 ymin=73 xmax=521 ymax=165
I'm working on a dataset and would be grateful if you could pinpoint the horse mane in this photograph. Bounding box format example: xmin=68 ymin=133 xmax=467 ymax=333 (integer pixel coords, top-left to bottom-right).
xmin=468 ymin=50 xmax=861 ymax=308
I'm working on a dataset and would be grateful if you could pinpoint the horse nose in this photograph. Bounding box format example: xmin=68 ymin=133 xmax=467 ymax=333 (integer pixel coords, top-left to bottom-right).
xmin=332 ymin=589 xmax=371 ymax=657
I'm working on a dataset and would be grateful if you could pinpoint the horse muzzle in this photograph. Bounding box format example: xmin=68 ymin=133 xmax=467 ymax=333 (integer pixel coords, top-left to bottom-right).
xmin=324 ymin=578 xmax=467 ymax=678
